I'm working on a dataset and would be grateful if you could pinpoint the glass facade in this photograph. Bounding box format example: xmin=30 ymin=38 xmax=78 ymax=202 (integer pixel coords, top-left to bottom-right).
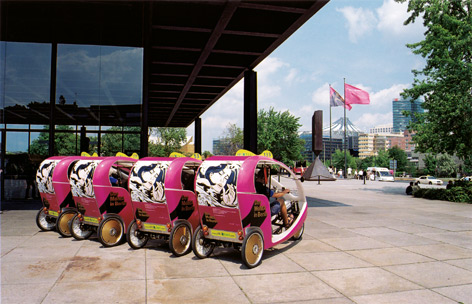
xmin=392 ymin=99 xmax=424 ymax=133
xmin=1 ymin=41 xmax=143 ymax=200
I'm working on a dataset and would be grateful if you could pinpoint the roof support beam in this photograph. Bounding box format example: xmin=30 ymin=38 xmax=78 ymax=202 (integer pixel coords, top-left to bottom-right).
xmin=165 ymin=0 xmax=240 ymax=126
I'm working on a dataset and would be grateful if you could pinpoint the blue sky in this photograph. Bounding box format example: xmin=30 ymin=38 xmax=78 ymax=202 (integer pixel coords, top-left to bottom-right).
xmin=192 ymin=0 xmax=426 ymax=153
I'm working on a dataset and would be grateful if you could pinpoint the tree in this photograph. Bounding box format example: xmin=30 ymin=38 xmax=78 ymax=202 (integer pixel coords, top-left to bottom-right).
xmin=30 ymin=125 xmax=78 ymax=156
xmin=388 ymin=146 xmax=409 ymax=172
xmin=150 ymin=127 xmax=187 ymax=157
xmin=332 ymin=149 xmax=356 ymax=172
xmin=395 ymin=0 xmax=472 ymax=160
xmin=101 ymin=127 xmax=140 ymax=156
xmin=423 ymin=154 xmax=437 ymax=175
xmin=257 ymin=107 xmax=304 ymax=165
xmin=216 ymin=123 xmax=244 ymax=155
xmin=437 ymin=154 xmax=458 ymax=177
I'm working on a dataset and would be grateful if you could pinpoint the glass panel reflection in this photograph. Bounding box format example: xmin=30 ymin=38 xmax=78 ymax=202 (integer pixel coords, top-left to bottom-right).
xmin=56 ymin=45 xmax=143 ymax=126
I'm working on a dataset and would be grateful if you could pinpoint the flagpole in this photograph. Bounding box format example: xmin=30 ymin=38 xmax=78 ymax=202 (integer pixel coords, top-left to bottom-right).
xmin=344 ymin=78 xmax=347 ymax=179
xmin=329 ymin=84 xmax=332 ymax=167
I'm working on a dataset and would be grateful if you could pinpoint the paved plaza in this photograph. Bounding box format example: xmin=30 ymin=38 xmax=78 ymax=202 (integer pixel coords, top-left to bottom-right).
xmin=2 ymin=179 xmax=472 ymax=303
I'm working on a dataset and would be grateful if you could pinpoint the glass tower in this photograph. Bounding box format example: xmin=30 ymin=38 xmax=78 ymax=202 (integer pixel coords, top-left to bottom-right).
xmin=392 ymin=99 xmax=424 ymax=133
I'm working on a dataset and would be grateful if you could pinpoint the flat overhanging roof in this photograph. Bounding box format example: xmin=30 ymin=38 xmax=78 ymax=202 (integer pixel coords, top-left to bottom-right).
xmin=1 ymin=0 xmax=329 ymax=128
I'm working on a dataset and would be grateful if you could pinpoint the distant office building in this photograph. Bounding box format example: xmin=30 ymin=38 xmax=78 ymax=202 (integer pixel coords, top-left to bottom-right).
xmin=392 ymin=98 xmax=424 ymax=133
xmin=358 ymin=133 xmax=388 ymax=159
xmin=212 ymin=138 xmax=227 ymax=155
xmin=299 ymin=131 xmax=349 ymax=163
xmin=370 ymin=123 xmax=394 ymax=134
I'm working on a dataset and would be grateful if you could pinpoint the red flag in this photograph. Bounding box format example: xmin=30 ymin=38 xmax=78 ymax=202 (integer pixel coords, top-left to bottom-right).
xmin=345 ymin=83 xmax=370 ymax=106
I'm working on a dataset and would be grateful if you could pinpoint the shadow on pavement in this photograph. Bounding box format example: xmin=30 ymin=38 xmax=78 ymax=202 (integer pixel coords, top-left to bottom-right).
xmin=1 ymin=199 xmax=42 ymax=211
xmin=306 ymin=196 xmax=350 ymax=207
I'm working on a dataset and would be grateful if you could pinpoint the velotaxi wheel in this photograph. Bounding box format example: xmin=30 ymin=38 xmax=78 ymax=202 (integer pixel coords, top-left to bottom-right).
xmin=241 ymin=231 xmax=264 ymax=268
xmin=56 ymin=210 xmax=76 ymax=237
xmin=98 ymin=217 xmax=124 ymax=247
xmin=169 ymin=222 xmax=192 ymax=256
xmin=192 ymin=226 xmax=214 ymax=259
xmin=70 ymin=214 xmax=93 ymax=240
xmin=36 ymin=208 xmax=55 ymax=231
xmin=291 ymin=223 xmax=304 ymax=241
xmin=127 ymin=220 xmax=148 ymax=249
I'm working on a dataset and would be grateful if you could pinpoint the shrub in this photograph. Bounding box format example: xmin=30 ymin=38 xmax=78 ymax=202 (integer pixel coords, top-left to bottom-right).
xmin=413 ymin=184 xmax=472 ymax=203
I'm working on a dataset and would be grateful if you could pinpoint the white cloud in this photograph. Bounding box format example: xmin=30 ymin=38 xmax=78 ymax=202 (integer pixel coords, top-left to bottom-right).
xmin=284 ymin=68 xmax=298 ymax=84
xmin=369 ymin=83 xmax=409 ymax=107
xmin=311 ymin=82 xmax=331 ymax=106
xmin=376 ymin=0 xmax=425 ymax=38
xmin=354 ymin=112 xmax=392 ymax=132
xmin=337 ymin=6 xmax=377 ymax=43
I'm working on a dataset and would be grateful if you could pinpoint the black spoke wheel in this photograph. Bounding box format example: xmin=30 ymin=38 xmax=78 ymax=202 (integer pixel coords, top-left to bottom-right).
xmin=127 ymin=220 xmax=148 ymax=249
xmin=56 ymin=210 xmax=76 ymax=237
xmin=36 ymin=208 xmax=56 ymax=231
xmin=241 ymin=231 xmax=264 ymax=268
xmin=169 ymin=222 xmax=192 ymax=256
xmin=70 ymin=214 xmax=93 ymax=240
xmin=192 ymin=226 xmax=214 ymax=259
xmin=98 ymin=217 xmax=124 ymax=247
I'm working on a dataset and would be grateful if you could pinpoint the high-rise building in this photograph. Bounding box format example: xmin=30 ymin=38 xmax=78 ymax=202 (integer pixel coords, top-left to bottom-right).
xmin=392 ymin=98 xmax=424 ymax=133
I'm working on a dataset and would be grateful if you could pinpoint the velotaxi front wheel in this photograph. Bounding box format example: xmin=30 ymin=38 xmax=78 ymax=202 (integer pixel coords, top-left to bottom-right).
xmin=56 ymin=210 xmax=76 ymax=237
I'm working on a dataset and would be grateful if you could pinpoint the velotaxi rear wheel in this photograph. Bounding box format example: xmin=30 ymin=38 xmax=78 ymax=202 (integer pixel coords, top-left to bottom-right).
xmin=241 ymin=231 xmax=264 ymax=268
xmin=98 ymin=217 xmax=124 ymax=247
xmin=56 ymin=210 xmax=76 ymax=237
xmin=169 ymin=222 xmax=192 ymax=256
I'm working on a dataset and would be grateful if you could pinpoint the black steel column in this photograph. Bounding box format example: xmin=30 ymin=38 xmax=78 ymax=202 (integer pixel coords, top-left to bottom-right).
xmin=140 ymin=2 xmax=151 ymax=157
xmin=49 ymin=43 xmax=57 ymax=156
xmin=194 ymin=117 xmax=202 ymax=154
xmin=244 ymin=70 xmax=257 ymax=153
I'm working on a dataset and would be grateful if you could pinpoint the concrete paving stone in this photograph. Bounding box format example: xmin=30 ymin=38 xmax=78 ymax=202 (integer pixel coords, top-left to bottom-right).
xmin=287 ymin=251 xmax=372 ymax=271
xmin=1 ymin=235 xmax=31 ymax=256
xmin=1 ymin=244 xmax=81 ymax=263
xmin=2 ymin=260 xmax=69 ymax=284
xmin=233 ymin=272 xmax=341 ymax=303
xmin=1 ymin=283 xmax=53 ymax=304
xmin=348 ymin=227 xmax=409 ymax=237
xmin=43 ymin=280 xmax=146 ymax=304
xmin=351 ymin=289 xmax=458 ymax=304
xmin=314 ymin=267 xmax=421 ymax=297
xmin=147 ymin=253 xmax=229 ymax=279
xmin=273 ymin=239 xmax=338 ymax=253
xmin=58 ymin=254 xmax=146 ymax=282
xmin=221 ymin=250 xmax=305 ymax=275
xmin=305 ymin=228 xmax=359 ymax=239
xmin=290 ymin=298 xmax=355 ymax=304
xmin=384 ymin=261 xmax=472 ymax=288
xmin=424 ymin=221 xmax=472 ymax=232
xmin=403 ymin=244 xmax=472 ymax=260
xmin=317 ymin=218 xmax=376 ymax=229
xmin=320 ymin=235 xmax=393 ymax=251
xmin=372 ymin=233 xmax=441 ymax=247
xmin=418 ymin=231 xmax=472 ymax=249
xmin=148 ymin=277 xmax=249 ymax=304
xmin=347 ymin=247 xmax=433 ymax=266
xmin=388 ymin=224 xmax=446 ymax=234
xmin=445 ymin=258 xmax=472 ymax=271
xmin=433 ymin=284 xmax=472 ymax=304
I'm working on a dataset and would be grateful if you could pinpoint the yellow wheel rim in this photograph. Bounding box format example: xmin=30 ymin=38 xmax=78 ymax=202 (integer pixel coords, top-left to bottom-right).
xmin=172 ymin=224 xmax=190 ymax=254
xmin=245 ymin=233 xmax=263 ymax=266
xmin=58 ymin=213 xmax=75 ymax=235
xmin=101 ymin=218 xmax=123 ymax=245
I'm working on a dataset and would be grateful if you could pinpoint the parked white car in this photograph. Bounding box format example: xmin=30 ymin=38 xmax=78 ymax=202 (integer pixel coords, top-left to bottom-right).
xmin=416 ymin=175 xmax=444 ymax=185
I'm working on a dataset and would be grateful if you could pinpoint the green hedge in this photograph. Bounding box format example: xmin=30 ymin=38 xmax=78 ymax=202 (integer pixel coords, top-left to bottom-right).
xmin=413 ymin=183 xmax=472 ymax=203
